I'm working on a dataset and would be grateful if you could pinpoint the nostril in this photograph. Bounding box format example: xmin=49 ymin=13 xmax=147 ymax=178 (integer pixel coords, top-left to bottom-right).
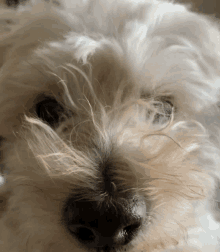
xmin=113 ymin=221 xmax=142 ymax=245
xmin=77 ymin=227 xmax=95 ymax=242
xmin=124 ymin=222 xmax=141 ymax=235
xmin=69 ymin=225 xmax=96 ymax=242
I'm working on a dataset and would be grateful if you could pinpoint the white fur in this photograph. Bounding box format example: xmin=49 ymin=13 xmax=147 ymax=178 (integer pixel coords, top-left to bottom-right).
xmin=0 ymin=0 xmax=219 ymax=251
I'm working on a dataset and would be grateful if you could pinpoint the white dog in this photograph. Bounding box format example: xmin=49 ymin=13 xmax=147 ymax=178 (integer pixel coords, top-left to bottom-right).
xmin=0 ymin=0 xmax=219 ymax=251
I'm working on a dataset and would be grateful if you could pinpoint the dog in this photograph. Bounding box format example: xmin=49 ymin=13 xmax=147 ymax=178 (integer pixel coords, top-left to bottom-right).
xmin=0 ymin=0 xmax=219 ymax=251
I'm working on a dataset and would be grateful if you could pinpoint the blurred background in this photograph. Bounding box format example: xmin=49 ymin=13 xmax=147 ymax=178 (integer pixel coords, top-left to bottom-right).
xmin=4 ymin=0 xmax=220 ymax=18
xmin=178 ymin=0 xmax=220 ymax=18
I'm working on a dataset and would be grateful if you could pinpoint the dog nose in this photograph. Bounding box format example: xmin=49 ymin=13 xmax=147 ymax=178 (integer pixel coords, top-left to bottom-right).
xmin=64 ymin=196 xmax=146 ymax=249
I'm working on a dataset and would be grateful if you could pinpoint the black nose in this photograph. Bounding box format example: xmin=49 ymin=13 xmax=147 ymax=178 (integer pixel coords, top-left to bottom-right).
xmin=63 ymin=196 xmax=146 ymax=249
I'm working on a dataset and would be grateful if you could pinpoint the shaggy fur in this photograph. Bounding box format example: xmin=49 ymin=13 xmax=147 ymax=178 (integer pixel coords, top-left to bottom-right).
xmin=0 ymin=0 xmax=219 ymax=251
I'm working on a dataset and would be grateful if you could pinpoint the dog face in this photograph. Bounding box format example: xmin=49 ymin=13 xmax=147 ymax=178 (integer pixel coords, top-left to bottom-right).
xmin=0 ymin=0 xmax=220 ymax=251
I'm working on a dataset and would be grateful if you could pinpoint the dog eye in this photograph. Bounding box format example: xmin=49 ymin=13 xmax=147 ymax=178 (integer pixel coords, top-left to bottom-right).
xmin=35 ymin=97 xmax=65 ymax=127
xmin=154 ymin=100 xmax=173 ymax=124
xmin=146 ymin=99 xmax=173 ymax=125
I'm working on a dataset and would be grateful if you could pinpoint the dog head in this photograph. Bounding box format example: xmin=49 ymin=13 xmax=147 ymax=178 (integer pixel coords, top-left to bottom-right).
xmin=0 ymin=1 xmax=220 ymax=251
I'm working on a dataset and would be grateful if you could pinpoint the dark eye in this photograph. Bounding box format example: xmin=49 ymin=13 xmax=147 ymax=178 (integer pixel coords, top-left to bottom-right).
xmin=35 ymin=96 xmax=64 ymax=127
xmin=153 ymin=100 xmax=173 ymax=124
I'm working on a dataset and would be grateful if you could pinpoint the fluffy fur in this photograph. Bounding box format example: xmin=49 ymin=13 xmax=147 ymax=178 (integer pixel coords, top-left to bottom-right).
xmin=0 ymin=0 xmax=219 ymax=251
